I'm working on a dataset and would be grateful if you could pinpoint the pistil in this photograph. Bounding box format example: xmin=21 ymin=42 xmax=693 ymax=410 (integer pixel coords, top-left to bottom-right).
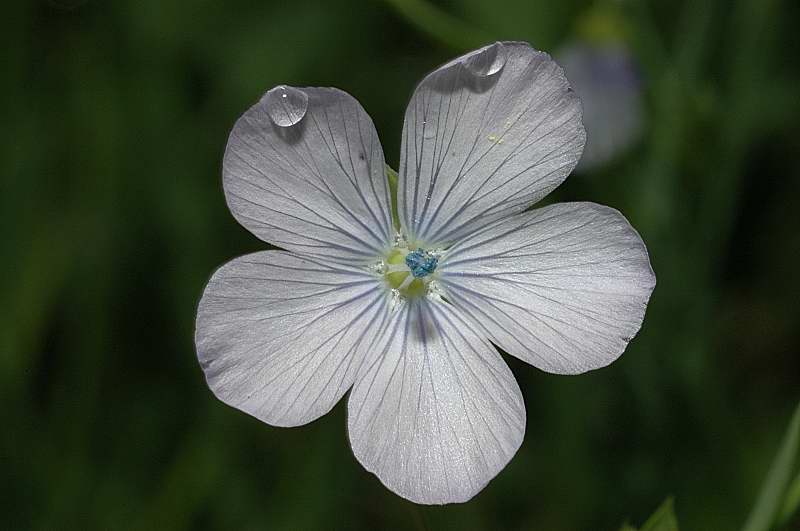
xmin=378 ymin=245 xmax=440 ymax=300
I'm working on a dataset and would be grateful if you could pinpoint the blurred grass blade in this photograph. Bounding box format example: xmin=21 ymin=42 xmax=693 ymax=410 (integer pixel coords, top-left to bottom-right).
xmin=641 ymin=498 xmax=679 ymax=531
xmin=620 ymin=498 xmax=679 ymax=531
xmin=383 ymin=0 xmax=490 ymax=49
xmin=777 ymin=470 xmax=800 ymax=527
xmin=742 ymin=400 xmax=800 ymax=531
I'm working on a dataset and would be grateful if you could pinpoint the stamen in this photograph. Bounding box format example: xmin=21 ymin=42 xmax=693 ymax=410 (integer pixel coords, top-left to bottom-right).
xmin=374 ymin=241 xmax=443 ymax=301
xmin=405 ymin=249 xmax=439 ymax=278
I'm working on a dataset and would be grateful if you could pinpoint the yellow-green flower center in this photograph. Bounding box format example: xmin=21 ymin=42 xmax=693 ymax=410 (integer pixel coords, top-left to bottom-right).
xmin=382 ymin=248 xmax=439 ymax=299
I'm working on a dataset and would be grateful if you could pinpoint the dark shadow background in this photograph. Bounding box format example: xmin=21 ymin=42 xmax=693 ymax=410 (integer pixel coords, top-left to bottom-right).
xmin=3 ymin=0 xmax=799 ymax=529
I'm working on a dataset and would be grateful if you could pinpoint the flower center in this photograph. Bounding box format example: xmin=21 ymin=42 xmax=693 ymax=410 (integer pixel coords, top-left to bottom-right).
xmin=405 ymin=249 xmax=439 ymax=278
xmin=379 ymin=246 xmax=439 ymax=299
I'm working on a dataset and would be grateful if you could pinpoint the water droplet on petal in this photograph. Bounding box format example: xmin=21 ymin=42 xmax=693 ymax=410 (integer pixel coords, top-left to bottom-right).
xmin=462 ymin=42 xmax=507 ymax=77
xmin=263 ymin=85 xmax=308 ymax=127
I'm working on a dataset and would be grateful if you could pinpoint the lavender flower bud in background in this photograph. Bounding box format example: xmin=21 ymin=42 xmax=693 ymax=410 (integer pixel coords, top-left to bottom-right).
xmin=556 ymin=40 xmax=643 ymax=171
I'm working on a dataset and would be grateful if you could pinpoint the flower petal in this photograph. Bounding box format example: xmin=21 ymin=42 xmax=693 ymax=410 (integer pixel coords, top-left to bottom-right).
xmin=195 ymin=251 xmax=389 ymax=427
xmin=348 ymin=299 xmax=525 ymax=504
xmin=224 ymin=86 xmax=394 ymax=261
xmin=399 ymin=41 xmax=585 ymax=247
xmin=440 ymin=202 xmax=655 ymax=375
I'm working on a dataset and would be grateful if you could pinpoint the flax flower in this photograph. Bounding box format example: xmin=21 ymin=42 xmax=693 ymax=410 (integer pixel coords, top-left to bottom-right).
xmin=195 ymin=41 xmax=655 ymax=504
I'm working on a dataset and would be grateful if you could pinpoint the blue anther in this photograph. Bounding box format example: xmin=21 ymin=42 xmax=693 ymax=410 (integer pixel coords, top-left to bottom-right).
xmin=405 ymin=250 xmax=438 ymax=278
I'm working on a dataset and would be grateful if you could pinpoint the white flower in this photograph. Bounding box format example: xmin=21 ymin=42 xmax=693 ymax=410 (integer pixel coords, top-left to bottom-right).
xmin=195 ymin=41 xmax=656 ymax=505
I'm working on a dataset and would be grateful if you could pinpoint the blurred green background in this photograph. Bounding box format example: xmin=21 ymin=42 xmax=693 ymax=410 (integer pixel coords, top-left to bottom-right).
xmin=3 ymin=0 xmax=800 ymax=529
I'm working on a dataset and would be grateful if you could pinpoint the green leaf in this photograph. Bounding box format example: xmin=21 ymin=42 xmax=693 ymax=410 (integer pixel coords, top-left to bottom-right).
xmin=640 ymin=497 xmax=679 ymax=531
xmin=618 ymin=523 xmax=639 ymax=531
xmin=741 ymin=400 xmax=800 ymax=531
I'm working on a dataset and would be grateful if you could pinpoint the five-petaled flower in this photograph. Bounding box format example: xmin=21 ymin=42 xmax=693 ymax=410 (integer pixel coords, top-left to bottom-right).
xmin=195 ymin=41 xmax=656 ymax=504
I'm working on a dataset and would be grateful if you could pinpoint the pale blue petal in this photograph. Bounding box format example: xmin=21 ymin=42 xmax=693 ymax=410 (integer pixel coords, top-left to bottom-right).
xmin=224 ymin=86 xmax=394 ymax=261
xmin=440 ymin=202 xmax=655 ymax=374
xmin=195 ymin=251 xmax=388 ymax=427
xmin=399 ymin=41 xmax=585 ymax=247
xmin=348 ymin=299 xmax=525 ymax=504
